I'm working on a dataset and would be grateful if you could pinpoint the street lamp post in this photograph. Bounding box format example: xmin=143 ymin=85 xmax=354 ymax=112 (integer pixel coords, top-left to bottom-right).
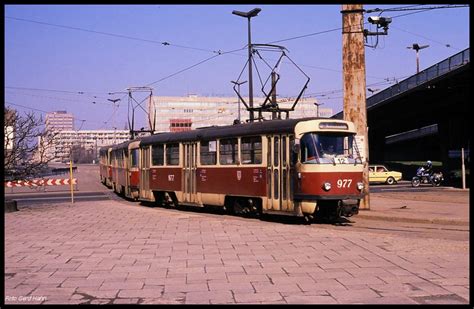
xmin=407 ymin=43 xmax=430 ymax=73
xmin=112 ymin=127 xmax=117 ymax=144
xmin=232 ymin=8 xmax=261 ymax=122
xmin=94 ymin=137 xmax=98 ymax=164
xmin=314 ymin=102 xmax=324 ymax=117
xmin=231 ymin=80 xmax=247 ymax=123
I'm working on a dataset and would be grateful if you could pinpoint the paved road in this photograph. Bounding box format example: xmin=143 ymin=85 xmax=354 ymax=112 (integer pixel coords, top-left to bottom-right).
xmin=4 ymin=164 xmax=469 ymax=304
xmin=5 ymin=199 xmax=469 ymax=304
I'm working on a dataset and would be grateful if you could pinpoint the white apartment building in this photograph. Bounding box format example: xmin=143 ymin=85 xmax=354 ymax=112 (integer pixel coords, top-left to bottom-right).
xmin=45 ymin=110 xmax=75 ymax=131
xmin=148 ymin=95 xmax=333 ymax=133
xmin=40 ymin=130 xmax=130 ymax=162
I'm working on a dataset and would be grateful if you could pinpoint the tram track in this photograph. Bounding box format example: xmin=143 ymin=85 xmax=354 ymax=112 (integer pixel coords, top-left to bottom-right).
xmin=330 ymin=217 xmax=469 ymax=241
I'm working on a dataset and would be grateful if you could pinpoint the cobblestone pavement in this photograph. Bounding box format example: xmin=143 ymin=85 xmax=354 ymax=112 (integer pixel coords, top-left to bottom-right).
xmin=4 ymin=200 xmax=469 ymax=304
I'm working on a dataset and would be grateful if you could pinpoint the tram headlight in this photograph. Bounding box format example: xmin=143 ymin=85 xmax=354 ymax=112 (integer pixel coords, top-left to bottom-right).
xmin=323 ymin=182 xmax=332 ymax=191
xmin=357 ymin=182 xmax=364 ymax=191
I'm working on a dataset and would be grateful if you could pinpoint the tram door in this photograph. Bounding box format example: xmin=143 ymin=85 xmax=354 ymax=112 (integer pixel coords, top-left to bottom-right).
xmin=140 ymin=146 xmax=152 ymax=200
xmin=267 ymin=135 xmax=291 ymax=211
xmin=123 ymin=149 xmax=130 ymax=196
xmin=183 ymin=143 xmax=198 ymax=203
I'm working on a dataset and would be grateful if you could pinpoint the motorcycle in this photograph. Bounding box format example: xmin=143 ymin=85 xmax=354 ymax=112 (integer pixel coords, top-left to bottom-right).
xmin=411 ymin=167 xmax=444 ymax=187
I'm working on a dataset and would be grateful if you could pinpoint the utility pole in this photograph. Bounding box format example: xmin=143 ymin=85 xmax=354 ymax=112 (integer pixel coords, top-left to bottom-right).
xmin=342 ymin=4 xmax=370 ymax=210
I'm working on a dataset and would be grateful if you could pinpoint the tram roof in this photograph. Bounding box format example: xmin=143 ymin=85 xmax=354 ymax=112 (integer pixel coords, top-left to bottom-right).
xmin=99 ymin=144 xmax=116 ymax=153
xmin=140 ymin=117 xmax=323 ymax=146
xmin=109 ymin=136 xmax=146 ymax=151
xmin=110 ymin=140 xmax=132 ymax=151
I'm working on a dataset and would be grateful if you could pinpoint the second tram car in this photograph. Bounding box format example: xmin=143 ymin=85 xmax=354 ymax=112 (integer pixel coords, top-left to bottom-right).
xmin=109 ymin=140 xmax=141 ymax=200
xmin=99 ymin=146 xmax=113 ymax=188
xmin=101 ymin=117 xmax=365 ymax=221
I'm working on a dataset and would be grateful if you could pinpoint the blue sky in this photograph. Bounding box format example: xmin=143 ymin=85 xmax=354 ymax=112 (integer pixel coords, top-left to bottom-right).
xmin=4 ymin=4 xmax=470 ymax=130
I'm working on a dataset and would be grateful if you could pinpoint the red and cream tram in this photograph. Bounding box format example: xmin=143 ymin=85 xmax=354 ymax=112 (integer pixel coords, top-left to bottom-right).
xmin=101 ymin=117 xmax=364 ymax=220
xmin=99 ymin=146 xmax=113 ymax=188
xmin=109 ymin=140 xmax=141 ymax=200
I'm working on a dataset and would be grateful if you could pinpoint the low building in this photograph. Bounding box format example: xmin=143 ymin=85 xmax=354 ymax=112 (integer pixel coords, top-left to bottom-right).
xmin=148 ymin=95 xmax=333 ymax=132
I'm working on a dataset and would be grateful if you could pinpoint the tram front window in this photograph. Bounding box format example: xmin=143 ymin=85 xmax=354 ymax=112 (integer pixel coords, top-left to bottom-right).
xmin=300 ymin=132 xmax=360 ymax=164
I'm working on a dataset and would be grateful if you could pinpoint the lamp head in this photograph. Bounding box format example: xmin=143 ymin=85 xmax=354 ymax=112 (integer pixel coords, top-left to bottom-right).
xmin=232 ymin=8 xmax=261 ymax=18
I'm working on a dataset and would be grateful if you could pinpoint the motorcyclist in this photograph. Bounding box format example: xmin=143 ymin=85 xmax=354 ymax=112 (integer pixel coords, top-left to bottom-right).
xmin=412 ymin=160 xmax=442 ymax=187
xmin=422 ymin=160 xmax=433 ymax=177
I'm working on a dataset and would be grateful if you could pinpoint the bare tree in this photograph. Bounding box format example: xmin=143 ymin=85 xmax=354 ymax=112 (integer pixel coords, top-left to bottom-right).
xmin=4 ymin=108 xmax=58 ymax=181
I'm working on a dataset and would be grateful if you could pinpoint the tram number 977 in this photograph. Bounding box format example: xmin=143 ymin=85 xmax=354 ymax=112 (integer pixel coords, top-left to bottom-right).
xmin=337 ymin=179 xmax=352 ymax=188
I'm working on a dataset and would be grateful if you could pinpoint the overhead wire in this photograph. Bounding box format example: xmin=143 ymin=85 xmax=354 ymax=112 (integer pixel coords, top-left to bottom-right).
xmin=5 ymin=101 xmax=94 ymax=125
xmin=4 ymin=85 xmax=107 ymax=95
xmin=6 ymin=5 xmax=468 ymax=125
xmin=366 ymin=4 xmax=468 ymax=13
xmin=7 ymin=8 xmax=441 ymax=91
xmin=143 ymin=46 xmax=246 ymax=87
xmin=5 ymin=101 xmax=51 ymax=115
xmin=266 ymin=5 xmax=467 ymax=45
xmin=6 ymin=12 xmax=394 ymax=86
xmin=5 ymin=16 xmax=225 ymax=55
xmin=5 ymin=90 xmax=114 ymax=106
xmin=390 ymin=26 xmax=461 ymax=51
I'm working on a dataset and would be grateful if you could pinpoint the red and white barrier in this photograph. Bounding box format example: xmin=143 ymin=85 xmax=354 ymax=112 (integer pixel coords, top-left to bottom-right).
xmin=5 ymin=178 xmax=77 ymax=188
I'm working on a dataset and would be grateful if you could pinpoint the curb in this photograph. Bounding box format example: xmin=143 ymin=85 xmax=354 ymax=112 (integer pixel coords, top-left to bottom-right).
xmin=5 ymin=189 xmax=109 ymax=196
xmin=356 ymin=213 xmax=468 ymax=226
xmin=5 ymin=200 xmax=18 ymax=213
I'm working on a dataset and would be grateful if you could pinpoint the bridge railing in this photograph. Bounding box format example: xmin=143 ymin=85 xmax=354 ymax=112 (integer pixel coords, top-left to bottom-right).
xmin=367 ymin=48 xmax=470 ymax=108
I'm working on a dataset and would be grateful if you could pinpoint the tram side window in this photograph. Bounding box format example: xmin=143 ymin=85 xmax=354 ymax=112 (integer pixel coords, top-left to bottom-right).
xmin=130 ymin=149 xmax=139 ymax=167
xmin=152 ymin=144 xmax=164 ymax=166
xmin=166 ymin=143 xmax=180 ymax=166
xmin=241 ymin=136 xmax=262 ymax=164
xmin=200 ymin=140 xmax=217 ymax=165
xmin=119 ymin=151 xmax=124 ymax=168
xmin=290 ymin=136 xmax=297 ymax=166
xmin=219 ymin=138 xmax=238 ymax=165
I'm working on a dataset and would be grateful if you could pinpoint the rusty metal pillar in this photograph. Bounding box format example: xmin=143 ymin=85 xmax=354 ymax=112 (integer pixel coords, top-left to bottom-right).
xmin=342 ymin=4 xmax=370 ymax=210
